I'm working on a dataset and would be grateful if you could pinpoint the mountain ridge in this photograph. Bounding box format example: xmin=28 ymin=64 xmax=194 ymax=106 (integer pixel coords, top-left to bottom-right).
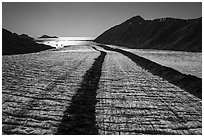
xmin=94 ymin=16 xmax=202 ymax=52
xmin=2 ymin=28 xmax=54 ymax=55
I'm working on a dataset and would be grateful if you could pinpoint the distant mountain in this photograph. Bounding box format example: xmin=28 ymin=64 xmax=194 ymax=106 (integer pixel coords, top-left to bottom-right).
xmin=38 ymin=35 xmax=58 ymax=38
xmin=2 ymin=28 xmax=54 ymax=55
xmin=19 ymin=34 xmax=35 ymax=41
xmin=94 ymin=16 xmax=202 ymax=52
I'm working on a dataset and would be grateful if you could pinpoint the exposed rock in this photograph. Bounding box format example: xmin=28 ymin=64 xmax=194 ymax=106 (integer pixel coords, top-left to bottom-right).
xmin=94 ymin=16 xmax=202 ymax=52
xmin=2 ymin=29 xmax=53 ymax=55
xmin=19 ymin=34 xmax=34 ymax=41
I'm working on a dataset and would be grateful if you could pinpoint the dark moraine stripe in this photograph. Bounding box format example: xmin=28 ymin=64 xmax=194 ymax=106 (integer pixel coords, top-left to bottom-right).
xmin=56 ymin=47 xmax=106 ymax=135
xmin=97 ymin=44 xmax=202 ymax=99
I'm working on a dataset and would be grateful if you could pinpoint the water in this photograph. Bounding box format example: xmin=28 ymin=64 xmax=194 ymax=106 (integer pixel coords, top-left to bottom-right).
xmin=36 ymin=37 xmax=95 ymax=48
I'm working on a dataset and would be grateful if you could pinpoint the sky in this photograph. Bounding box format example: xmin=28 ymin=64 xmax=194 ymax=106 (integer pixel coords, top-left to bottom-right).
xmin=2 ymin=2 xmax=202 ymax=38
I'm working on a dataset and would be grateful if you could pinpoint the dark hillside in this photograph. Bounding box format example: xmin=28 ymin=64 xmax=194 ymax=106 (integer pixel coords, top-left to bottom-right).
xmin=2 ymin=29 xmax=53 ymax=55
xmin=94 ymin=16 xmax=202 ymax=52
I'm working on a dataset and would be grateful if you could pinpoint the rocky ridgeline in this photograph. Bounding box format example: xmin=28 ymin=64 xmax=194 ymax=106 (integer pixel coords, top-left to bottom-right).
xmin=2 ymin=29 xmax=53 ymax=55
xmin=94 ymin=16 xmax=201 ymax=52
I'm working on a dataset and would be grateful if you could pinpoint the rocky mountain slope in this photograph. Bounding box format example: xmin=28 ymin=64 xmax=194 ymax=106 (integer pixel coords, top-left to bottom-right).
xmin=94 ymin=16 xmax=202 ymax=52
xmin=2 ymin=29 xmax=53 ymax=55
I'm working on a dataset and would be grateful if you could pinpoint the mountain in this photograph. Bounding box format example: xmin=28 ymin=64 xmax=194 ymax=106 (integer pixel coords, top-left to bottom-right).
xmin=94 ymin=16 xmax=202 ymax=52
xmin=2 ymin=29 xmax=54 ymax=55
xmin=19 ymin=34 xmax=35 ymax=41
xmin=38 ymin=35 xmax=58 ymax=38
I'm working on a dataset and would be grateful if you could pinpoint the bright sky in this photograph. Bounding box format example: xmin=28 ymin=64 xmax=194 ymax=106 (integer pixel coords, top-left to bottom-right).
xmin=2 ymin=2 xmax=202 ymax=38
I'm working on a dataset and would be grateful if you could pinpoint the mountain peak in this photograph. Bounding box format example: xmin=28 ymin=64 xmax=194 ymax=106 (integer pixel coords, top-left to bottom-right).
xmin=133 ymin=15 xmax=144 ymax=20
xmin=94 ymin=16 xmax=201 ymax=52
xmin=130 ymin=15 xmax=145 ymax=21
xmin=38 ymin=35 xmax=58 ymax=38
xmin=20 ymin=34 xmax=34 ymax=40
xmin=124 ymin=15 xmax=145 ymax=25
